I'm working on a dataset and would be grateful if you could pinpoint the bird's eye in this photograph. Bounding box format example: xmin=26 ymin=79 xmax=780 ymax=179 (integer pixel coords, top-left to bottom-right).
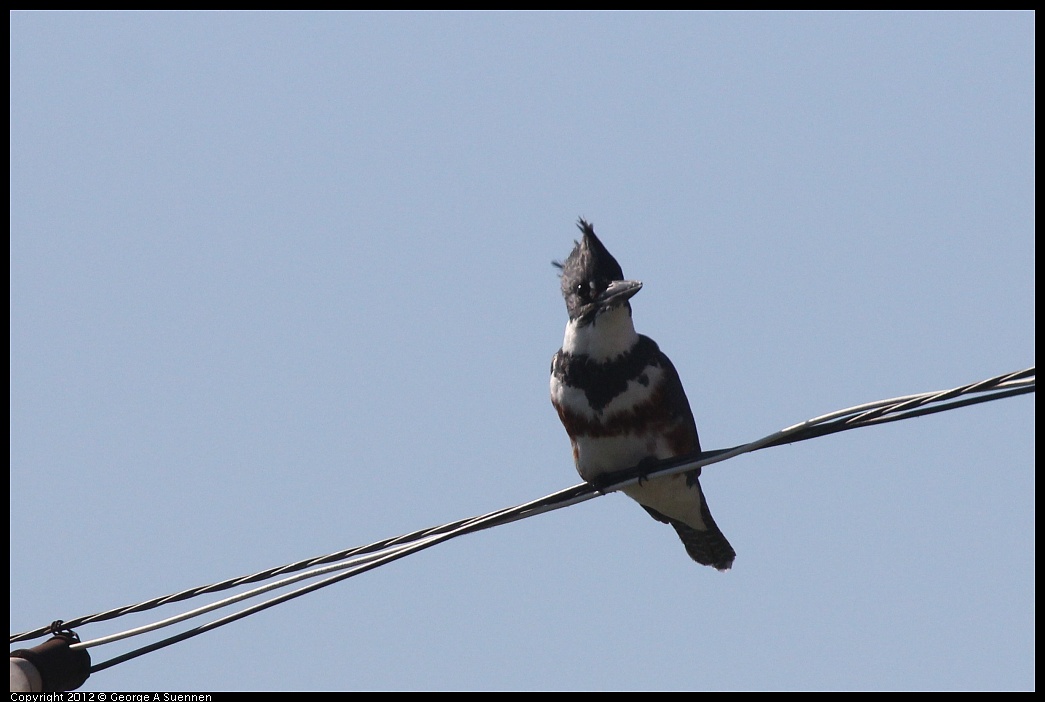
xmin=575 ymin=282 xmax=590 ymax=301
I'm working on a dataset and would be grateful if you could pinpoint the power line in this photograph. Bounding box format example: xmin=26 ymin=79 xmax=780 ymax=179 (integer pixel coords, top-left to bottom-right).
xmin=9 ymin=366 xmax=1035 ymax=676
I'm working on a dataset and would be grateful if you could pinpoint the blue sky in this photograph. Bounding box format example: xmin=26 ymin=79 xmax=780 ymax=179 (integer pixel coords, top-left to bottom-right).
xmin=10 ymin=11 xmax=1034 ymax=691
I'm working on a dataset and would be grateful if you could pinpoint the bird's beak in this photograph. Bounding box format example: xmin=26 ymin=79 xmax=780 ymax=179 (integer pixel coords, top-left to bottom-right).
xmin=595 ymin=279 xmax=643 ymax=310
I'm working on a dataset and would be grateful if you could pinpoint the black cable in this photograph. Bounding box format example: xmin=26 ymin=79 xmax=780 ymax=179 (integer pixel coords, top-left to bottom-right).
xmin=10 ymin=367 xmax=1034 ymax=675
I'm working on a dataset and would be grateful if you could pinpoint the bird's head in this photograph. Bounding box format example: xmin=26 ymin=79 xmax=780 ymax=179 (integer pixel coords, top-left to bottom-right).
xmin=554 ymin=219 xmax=642 ymax=326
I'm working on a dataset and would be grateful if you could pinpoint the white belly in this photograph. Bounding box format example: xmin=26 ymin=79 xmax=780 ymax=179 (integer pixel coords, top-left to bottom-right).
xmin=572 ymin=432 xmax=671 ymax=482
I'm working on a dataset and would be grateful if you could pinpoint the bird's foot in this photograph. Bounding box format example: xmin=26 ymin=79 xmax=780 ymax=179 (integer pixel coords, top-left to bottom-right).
xmin=590 ymin=473 xmax=616 ymax=494
xmin=590 ymin=458 xmax=661 ymax=493
xmin=634 ymin=456 xmax=661 ymax=486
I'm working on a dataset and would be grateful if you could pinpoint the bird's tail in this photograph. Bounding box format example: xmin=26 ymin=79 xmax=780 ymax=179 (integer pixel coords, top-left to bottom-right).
xmin=642 ymin=499 xmax=736 ymax=571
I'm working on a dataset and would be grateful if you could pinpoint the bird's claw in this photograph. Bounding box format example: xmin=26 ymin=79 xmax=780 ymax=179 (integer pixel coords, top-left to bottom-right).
xmin=590 ymin=474 xmax=614 ymax=494
xmin=635 ymin=457 xmax=660 ymax=486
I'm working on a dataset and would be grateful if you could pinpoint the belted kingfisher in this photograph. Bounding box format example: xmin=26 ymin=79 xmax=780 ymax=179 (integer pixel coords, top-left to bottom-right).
xmin=550 ymin=219 xmax=735 ymax=570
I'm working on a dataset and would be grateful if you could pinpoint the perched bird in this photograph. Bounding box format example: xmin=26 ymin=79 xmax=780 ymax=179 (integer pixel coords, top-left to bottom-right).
xmin=550 ymin=219 xmax=735 ymax=570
